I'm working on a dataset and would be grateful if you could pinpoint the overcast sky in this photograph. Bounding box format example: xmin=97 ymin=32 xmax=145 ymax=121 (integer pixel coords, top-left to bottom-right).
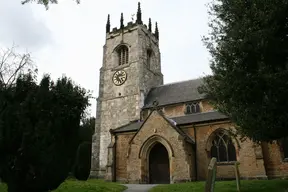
xmin=0 ymin=0 xmax=212 ymax=117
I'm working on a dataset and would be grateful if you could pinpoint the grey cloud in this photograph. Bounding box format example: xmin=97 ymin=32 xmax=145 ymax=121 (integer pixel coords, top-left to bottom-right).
xmin=0 ymin=0 xmax=52 ymax=51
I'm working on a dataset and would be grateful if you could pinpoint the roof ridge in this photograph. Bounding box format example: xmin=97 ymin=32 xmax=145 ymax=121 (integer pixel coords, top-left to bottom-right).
xmin=152 ymin=77 xmax=203 ymax=89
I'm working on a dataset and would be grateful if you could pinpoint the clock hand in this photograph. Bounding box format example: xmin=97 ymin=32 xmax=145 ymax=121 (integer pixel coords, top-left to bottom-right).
xmin=117 ymin=74 xmax=124 ymax=80
xmin=116 ymin=75 xmax=123 ymax=82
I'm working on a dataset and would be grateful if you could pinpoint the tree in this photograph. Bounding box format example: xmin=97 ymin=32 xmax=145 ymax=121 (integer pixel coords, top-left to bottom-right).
xmin=80 ymin=117 xmax=95 ymax=137
xmin=0 ymin=73 xmax=91 ymax=192
xmin=73 ymin=142 xmax=92 ymax=181
xmin=21 ymin=0 xmax=80 ymax=9
xmin=72 ymin=117 xmax=95 ymax=180
xmin=200 ymin=0 xmax=288 ymax=142
xmin=0 ymin=45 xmax=37 ymax=117
xmin=0 ymin=45 xmax=36 ymax=88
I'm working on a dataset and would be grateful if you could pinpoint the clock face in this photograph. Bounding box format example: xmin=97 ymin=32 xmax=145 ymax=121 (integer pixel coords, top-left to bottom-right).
xmin=112 ymin=70 xmax=127 ymax=86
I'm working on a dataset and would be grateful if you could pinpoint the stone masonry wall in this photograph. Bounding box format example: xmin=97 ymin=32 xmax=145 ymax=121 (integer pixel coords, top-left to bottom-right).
xmin=126 ymin=111 xmax=194 ymax=183
xmin=163 ymin=104 xmax=185 ymax=118
xmin=200 ymin=100 xmax=215 ymax=112
xmin=115 ymin=133 xmax=134 ymax=182
xmin=142 ymin=99 xmax=213 ymax=120
xmin=184 ymin=122 xmax=267 ymax=180
xmin=138 ymin=27 xmax=163 ymax=95
xmin=91 ymin=58 xmax=105 ymax=176
xmin=114 ymin=120 xmax=274 ymax=183
xmin=98 ymin=95 xmax=140 ymax=174
xmin=261 ymin=142 xmax=288 ymax=178
xmin=91 ymin=23 xmax=163 ymax=178
xmin=113 ymin=100 xmax=288 ymax=182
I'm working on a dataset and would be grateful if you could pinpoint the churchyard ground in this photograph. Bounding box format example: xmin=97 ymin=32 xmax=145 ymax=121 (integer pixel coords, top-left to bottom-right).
xmin=149 ymin=179 xmax=288 ymax=192
xmin=0 ymin=179 xmax=127 ymax=192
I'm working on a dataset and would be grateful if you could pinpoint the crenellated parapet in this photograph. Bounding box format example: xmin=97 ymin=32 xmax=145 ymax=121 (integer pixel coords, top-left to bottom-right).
xmin=105 ymin=2 xmax=159 ymax=41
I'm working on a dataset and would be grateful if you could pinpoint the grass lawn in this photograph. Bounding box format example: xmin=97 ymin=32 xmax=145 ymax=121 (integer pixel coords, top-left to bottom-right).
xmin=0 ymin=179 xmax=127 ymax=192
xmin=149 ymin=179 xmax=288 ymax=192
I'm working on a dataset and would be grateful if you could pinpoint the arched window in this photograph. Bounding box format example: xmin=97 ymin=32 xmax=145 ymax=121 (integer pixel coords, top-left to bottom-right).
xmin=210 ymin=130 xmax=236 ymax=162
xmin=117 ymin=45 xmax=129 ymax=65
xmin=185 ymin=102 xmax=200 ymax=114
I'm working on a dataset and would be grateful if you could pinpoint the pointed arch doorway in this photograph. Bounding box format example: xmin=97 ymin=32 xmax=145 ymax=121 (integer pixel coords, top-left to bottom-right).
xmin=149 ymin=142 xmax=170 ymax=184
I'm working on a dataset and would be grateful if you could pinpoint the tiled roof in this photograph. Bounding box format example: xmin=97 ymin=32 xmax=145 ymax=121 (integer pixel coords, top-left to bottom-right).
xmin=143 ymin=78 xmax=205 ymax=109
xmin=112 ymin=121 xmax=142 ymax=133
xmin=172 ymin=111 xmax=228 ymax=125
xmin=111 ymin=111 xmax=228 ymax=133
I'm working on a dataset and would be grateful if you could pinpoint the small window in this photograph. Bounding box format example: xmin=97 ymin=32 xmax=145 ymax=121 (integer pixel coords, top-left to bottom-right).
xmin=210 ymin=130 xmax=237 ymax=162
xmin=185 ymin=102 xmax=200 ymax=114
xmin=147 ymin=49 xmax=152 ymax=69
xmin=117 ymin=45 xmax=129 ymax=65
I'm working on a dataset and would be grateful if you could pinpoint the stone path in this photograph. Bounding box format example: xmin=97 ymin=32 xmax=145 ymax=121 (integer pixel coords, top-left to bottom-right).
xmin=123 ymin=184 xmax=158 ymax=192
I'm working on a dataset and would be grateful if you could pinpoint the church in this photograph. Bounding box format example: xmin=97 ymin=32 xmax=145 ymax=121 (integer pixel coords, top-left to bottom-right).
xmin=91 ymin=2 xmax=288 ymax=184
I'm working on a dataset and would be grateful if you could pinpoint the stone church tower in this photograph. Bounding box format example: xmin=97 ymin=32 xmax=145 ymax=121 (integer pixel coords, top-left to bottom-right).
xmin=91 ymin=2 xmax=163 ymax=178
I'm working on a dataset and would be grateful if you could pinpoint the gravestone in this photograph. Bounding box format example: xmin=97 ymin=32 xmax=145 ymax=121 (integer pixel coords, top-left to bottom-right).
xmin=205 ymin=157 xmax=217 ymax=192
xmin=234 ymin=162 xmax=241 ymax=191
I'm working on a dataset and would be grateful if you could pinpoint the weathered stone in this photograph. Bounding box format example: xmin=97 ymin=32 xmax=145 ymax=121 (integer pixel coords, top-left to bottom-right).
xmin=205 ymin=157 xmax=217 ymax=192
xmin=124 ymin=110 xmax=194 ymax=184
xmin=92 ymin=5 xmax=288 ymax=183
xmin=254 ymin=143 xmax=263 ymax=159
xmin=105 ymin=141 xmax=115 ymax=181
xmin=91 ymin=19 xmax=163 ymax=178
xmin=101 ymin=98 xmax=288 ymax=182
xmin=261 ymin=142 xmax=288 ymax=179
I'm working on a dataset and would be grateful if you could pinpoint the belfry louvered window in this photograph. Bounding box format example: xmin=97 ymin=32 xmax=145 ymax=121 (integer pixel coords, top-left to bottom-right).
xmin=117 ymin=45 xmax=129 ymax=65
xmin=185 ymin=102 xmax=200 ymax=114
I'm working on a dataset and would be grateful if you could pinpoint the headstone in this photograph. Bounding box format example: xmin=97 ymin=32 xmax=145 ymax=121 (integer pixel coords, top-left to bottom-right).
xmin=234 ymin=162 xmax=241 ymax=191
xmin=205 ymin=157 xmax=217 ymax=192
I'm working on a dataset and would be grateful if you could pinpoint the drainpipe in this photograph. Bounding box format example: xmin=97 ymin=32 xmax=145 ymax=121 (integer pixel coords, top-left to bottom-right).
xmin=193 ymin=124 xmax=198 ymax=181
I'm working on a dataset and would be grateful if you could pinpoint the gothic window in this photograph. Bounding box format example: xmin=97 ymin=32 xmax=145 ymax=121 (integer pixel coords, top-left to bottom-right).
xmin=210 ymin=130 xmax=237 ymax=162
xmin=147 ymin=49 xmax=152 ymax=69
xmin=185 ymin=102 xmax=200 ymax=114
xmin=117 ymin=45 xmax=129 ymax=65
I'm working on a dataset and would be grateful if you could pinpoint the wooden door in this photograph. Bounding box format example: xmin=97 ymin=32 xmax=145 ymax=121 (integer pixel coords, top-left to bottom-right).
xmin=149 ymin=143 xmax=170 ymax=184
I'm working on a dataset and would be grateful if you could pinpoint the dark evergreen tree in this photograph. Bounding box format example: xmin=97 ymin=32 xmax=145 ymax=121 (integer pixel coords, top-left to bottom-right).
xmin=80 ymin=117 xmax=95 ymax=137
xmin=68 ymin=116 xmax=94 ymax=179
xmin=73 ymin=142 xmax=92 ymax=181
xmin=199 ymin=0 xmax=288 ymax=142
xmin=0 ymin=73 xmax=91 ymax=192
xmin=72 ymin=117 xmax=94 ymax=179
